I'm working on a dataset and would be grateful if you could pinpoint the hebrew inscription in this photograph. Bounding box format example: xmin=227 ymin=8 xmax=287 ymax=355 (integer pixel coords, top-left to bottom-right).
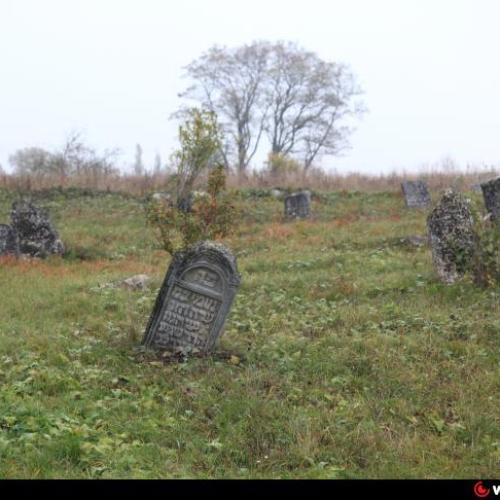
xmin=153 ymin=283 xmax=221 ymax=350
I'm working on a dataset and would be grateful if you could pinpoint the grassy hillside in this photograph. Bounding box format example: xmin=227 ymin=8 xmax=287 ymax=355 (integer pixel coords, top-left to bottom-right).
xmin=0 ymin=188 xmax=498 ymax=478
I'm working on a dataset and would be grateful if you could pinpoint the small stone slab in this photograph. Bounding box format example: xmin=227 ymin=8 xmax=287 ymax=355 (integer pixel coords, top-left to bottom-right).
xmin=480 ymin=177 xmax=500 ymax=223
xmin=0 ymin=224 xmax=19 ymax=257
xmin=401 ymin=181 xmax=431 ymax=208
xmin=427 ymin=190 xmax=477 ymax=284
xmin=10 ymin=201 xmax=64 ymax=258
xmin=120 ymin=274 xmax=152 ymax=291
xmin=142 ymin=241 xmax=241 ymax=353
xmin=402 ymin=235 xmax=427 ymax=248
xmin=151 ymin=192 xmax=173 ymax=204
xmin=284 ymin=191 xmax=311 ymax=219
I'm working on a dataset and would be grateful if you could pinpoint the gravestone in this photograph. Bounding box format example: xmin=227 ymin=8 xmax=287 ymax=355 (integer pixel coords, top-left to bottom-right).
xmin=151 ymin=192 xmax=173 ymax=205
xmin=427 ymin=189 xmax=477 ymax=284
xmin=177 ymin=193 xmax=194 ymax=213
xmin=142 ymin=241 xmax=241 ymax=353
xmin=480 ymin=177 xmax=500 ymax=223
xmin=120 ymin=274 xmax=152 ymax=291
xmin=284 ymin=191 xmax=311 ymax=219
xmin=0 ymin=224 xmax=19 ymax=257
xmin=270 ymin=188 xmax=284 ymax=199
xmin=10 ymin=201 xmax=65 ymax=258
xmin=401 ymin=181 xmax=431 ymax=208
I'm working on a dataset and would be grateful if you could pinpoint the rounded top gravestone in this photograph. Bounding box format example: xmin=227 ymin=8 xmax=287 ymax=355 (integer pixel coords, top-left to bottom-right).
xmin=142 ymin=241 xmax=241 ymax=353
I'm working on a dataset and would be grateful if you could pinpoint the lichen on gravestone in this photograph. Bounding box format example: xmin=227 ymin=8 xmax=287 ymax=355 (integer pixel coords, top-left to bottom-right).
xmin=142 ymin=241 xmax=241 ymax=353
xmin=284 ymin=191 xmax=311 ymax=219
xmin=10 ymin=201 xmax=65 ymax=258
xmin=480 ymin=177 xmax=500 ymax=223
xmin=401 ymin=180 xmax=431 ymax=209
xmin=0 ymin=224 xmax=19 ymax=257
xmin=427 ymin=189 xmax=477 ymax=284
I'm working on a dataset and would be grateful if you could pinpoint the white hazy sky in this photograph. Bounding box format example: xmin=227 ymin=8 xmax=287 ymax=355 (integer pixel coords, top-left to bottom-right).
xmin=1 ymin=0 xmax=500 ymax=174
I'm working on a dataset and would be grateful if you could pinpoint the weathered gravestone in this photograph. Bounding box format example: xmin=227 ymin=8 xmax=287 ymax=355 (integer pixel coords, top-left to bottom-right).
xmin=427 ymin=190 xmax=477 ymax=284
xmin=270 ymin=188 xmax=284 ymax=199
xmin=10 ymin=201 xmax=65 ymax=258
xmin=151 ymin=192 xmax=173 ymax=204
xmin=284 ymin=191 xmax=311 ymax=219
xmin=401 ymin=180 xmax=431 ymax=208
xmin=142 ymin=241 xmax=241 ymax=353
xmin=177 ymin=193 xmax=194 ymax=213
xmin=480 ymin=177 xmax=500 ymax=223
xmin=0 ymin=224 xmax=19 ymax=257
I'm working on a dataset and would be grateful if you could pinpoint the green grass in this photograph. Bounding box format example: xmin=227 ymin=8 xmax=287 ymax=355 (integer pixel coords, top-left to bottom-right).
xmin=0 ymin=188 xmax=498 ymax=478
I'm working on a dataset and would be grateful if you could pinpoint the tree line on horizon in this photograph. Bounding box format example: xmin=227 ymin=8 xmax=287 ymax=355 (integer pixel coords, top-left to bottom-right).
xmin=3 ymin=40 xmax=364 ymax=182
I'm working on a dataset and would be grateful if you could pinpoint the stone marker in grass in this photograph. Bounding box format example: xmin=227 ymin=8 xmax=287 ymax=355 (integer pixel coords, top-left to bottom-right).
xmin=0 ymin=224 xmax=19 ymax=257
xmin=401 ymin=180 xmax=431 ymax=209
xmin=10 ymin=201 xmax=64 ymax=258
xmin=284 ymin=191 xmax=311 ymax=219
xmin=427 ymin=189 xmax=477 ymax=284
xmin=142 ymin=241 xmax=241 ymax=353
xmin=480 ymin=177 xmax=500 ymax=223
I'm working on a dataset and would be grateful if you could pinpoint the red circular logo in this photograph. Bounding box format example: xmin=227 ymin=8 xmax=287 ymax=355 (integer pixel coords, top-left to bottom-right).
xmin=474 ymin=481 xmax=490 ymax=498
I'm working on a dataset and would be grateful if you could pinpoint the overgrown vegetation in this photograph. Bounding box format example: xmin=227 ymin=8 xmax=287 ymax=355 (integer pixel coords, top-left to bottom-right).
xmin=0 ymin=188 xmax=498 ymax=478
xmin=472 ymin=219 xmax=500 ymax=287
xmin=146 ymin=109 xmax=236 ymax=255
xmin=1 ymin=161 xmax=498 ymax=196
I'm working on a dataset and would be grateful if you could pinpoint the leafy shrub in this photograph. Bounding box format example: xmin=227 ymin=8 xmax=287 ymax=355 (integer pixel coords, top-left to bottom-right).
xmin=146 ymin=110 xmax=236 ymax=256
xmin=265 ymin=153 xmax=302 ymax=177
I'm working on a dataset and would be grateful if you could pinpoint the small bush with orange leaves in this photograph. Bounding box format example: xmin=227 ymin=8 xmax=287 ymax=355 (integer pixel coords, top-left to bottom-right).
xmin=146 ymin=165 xmax=237 ymax=256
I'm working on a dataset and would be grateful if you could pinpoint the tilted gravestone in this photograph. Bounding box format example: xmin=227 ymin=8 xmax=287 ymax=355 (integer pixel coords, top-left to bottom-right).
xmin=401 ymin=181 xmax=431 ymax=208
xmin=427 ymin=190 xmax=477 ymax=284
xmin=480 ymin=177 xmax=500 ymax=223
xmin=284 ymin=191 xmax=311 ymax=219
xmin=142 ymin=241 xmax=241 ymax=353
xmin=0 ymin=224 xmax=19 ymax=257
xmin=10 ymin=201 xmax=65 ymax=258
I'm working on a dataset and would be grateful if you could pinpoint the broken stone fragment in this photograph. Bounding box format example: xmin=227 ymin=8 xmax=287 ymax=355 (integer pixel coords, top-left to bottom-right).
xmin=10 ymin=201 xmax=64 ymax=258
xmin=120 ymin=274 xmax=152 ymax=291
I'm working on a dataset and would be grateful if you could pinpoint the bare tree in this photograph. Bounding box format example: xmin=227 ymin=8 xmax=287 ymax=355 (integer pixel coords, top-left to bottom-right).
xmin=179 ymin=42 xmax=270 ymax=174
xmin=134 ymin=143 xmax=144 ymax=176
xmin=50 ymin=130 xmax=91 ymax=183
xmin=179 ymin=40 xmax=365 ymax=172
xmin=153 ymin=153 xmax=162 ymax=175
xmin=9 ymin=131 xmax=119 ymax=186
xmin=265 ymin=41 xmax=364 ymax=170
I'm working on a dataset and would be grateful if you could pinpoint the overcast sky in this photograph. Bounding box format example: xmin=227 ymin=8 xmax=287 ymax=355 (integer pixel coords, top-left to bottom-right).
xmin=1 ymin=0 xmax=500 ymax=175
